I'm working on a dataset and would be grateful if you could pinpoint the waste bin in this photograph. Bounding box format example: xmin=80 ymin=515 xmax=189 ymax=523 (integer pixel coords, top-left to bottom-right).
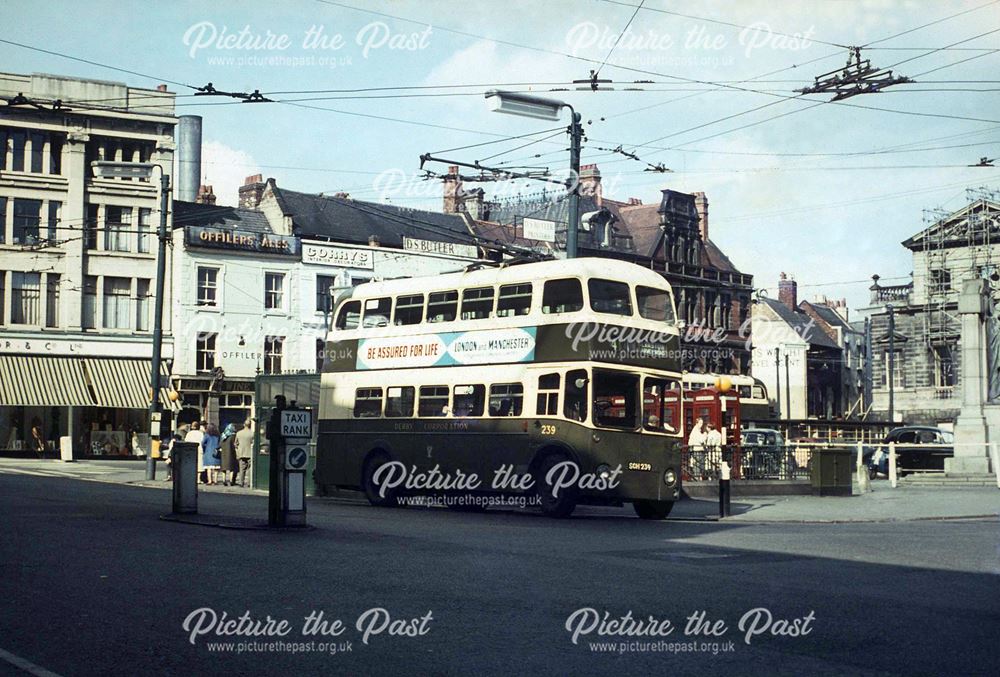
xmin=810 ymin=447 xmax=854 ymax=496
xmin=171 ymin=442 xmax=199 ymax=515
xmin=59 ymin=436 xmax=74 ymax=462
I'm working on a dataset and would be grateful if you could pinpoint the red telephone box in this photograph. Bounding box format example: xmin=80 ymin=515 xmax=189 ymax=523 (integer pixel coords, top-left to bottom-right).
xmin=683 ymin=387 xmax=743 ymax=478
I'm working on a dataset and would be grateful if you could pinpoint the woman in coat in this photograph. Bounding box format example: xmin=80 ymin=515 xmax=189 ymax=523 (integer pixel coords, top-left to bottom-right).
xmin=201 ymin=423 xmax=222 ymax=486
xmin=219 ymin=423 xmax=238 ymax=486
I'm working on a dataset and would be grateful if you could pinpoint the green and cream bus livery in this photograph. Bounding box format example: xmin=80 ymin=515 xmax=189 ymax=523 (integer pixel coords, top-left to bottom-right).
xmin=315 ymin=258 xmax=685 ymax=519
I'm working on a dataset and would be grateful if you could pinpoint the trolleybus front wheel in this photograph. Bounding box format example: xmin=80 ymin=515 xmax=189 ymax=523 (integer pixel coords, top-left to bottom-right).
xmin=362 ymin=451 xmax=399 ymax=508
xmin=633 ymin=500 xmax=674 ymax=520
xmin=532 ymin=452 xmax=578 ymax=518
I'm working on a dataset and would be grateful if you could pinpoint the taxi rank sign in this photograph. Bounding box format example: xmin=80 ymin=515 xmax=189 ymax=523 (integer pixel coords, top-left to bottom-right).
xmin=280 ymin=410 xmax=312 ymax=438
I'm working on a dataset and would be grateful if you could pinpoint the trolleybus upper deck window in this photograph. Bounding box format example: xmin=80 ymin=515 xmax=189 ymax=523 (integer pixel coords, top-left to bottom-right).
xmin=496 ymin=283 xmax=532 ymax=317
xmin=394 ymin=294 xmax=424 ymax=325
xmin=489 ymin=383 xmax=523 ymax=416
xmin=428 ymin=290 xmax=459 ymax=323
xmin=589 ymin=279 xmax=633 ymax=316
xmin=363 ymin=297 xmax=392 ymax=328
xmin=418 ymin=386 xmax=450 ymax=416
xmin=636 ymin=285 xmax=675 ymax=322
xmin=335 ymin=300 xmax=361 ymax=330
xmin=354 ymin=388 xmax=383 ymax=417
xmin=461 ymin=287 xmax=495 ymax=320
xmin=385 ymin=386 xmax=415 ymax=417
xmin=593 ymin=370 xmax=639 ymax=429
xmin=453 ymin=384 xmax=486 ymax=416
xmin=537 ymin=373 xmax=560 ymax=415
xmin=541 ymin=278 xmax=583 ymax=314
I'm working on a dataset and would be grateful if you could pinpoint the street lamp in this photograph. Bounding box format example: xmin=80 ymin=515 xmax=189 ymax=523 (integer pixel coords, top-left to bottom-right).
xmin=91 ymin=160 xmax=171 ymax=481
xmin=486 ymin=90 xmax=583 ymax=258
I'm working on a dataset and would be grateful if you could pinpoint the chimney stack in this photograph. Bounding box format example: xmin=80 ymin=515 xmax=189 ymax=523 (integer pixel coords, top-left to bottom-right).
xmin=778 ymin=272 xmax=798 ymax=310
xmin=693 ymin=191 xmax=709 ymax=241
xmin=156 ymin=84 xmax=168 ymax=92
xmin=196 ymin=184 xmax=216 ymax=205
xmin=239 ymin=174 xmax=266 ymax=210
xmin=579 ymin=164 xmax=602 ymax=207
xmin=443 ymin=165 xmax=462 ymax=214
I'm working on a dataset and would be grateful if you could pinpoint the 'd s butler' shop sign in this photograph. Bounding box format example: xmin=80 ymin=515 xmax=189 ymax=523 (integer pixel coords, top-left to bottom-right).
xmin=185 ymin=227 xmax=300 ymax=256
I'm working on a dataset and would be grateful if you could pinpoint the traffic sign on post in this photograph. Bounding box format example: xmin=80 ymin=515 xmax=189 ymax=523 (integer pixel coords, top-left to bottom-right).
xmin=280 ymin=410 xmax=312 ymax=438
xmin=285 ymin=440 xmax=310 ymax=471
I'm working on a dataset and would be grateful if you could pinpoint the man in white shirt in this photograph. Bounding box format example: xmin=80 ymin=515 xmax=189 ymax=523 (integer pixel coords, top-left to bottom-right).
xmin=687 ymin=418 xmax=707 ymax=479
xmin=184 ymin=420 xmax=204 ymax=445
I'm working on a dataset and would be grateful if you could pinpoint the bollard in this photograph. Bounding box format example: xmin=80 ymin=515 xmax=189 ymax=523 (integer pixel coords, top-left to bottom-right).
xmin=856 ymin=441 xmax=870 ymax=493
xmin=888 ymin=441 xmax=898 ymax=488
xmin=990 ymin=442 xmax=1000 ymax=490
xmin=718 ymin=461 xmax=731 ymax=518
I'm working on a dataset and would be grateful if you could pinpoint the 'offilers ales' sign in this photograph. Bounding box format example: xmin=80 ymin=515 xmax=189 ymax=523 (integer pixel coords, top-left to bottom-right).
xmin=185 ymin=227 xmax=300 ymax=256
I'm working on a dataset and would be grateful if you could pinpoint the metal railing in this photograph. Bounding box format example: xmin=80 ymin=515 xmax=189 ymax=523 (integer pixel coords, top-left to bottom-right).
xmin=681 ymin=443 xmax=820 ymax=482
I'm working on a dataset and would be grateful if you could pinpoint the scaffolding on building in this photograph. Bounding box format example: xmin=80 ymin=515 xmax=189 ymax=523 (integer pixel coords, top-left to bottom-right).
xmin=918 ymin=188 xmax=1000 ymax=397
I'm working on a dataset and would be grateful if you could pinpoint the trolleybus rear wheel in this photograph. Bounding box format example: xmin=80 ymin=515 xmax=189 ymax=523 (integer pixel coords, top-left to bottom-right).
xmin=362 ymin=451 xmax=399 ymax=507
xmin=633 ymin=500 xmax=673 ymax=520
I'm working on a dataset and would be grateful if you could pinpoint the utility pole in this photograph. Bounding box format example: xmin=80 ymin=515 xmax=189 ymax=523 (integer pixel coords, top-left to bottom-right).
xmin=887 ymin=305 xmax=896 ymax=424
xmin=147 ymin=171 xmax=171 ymax=481
xmin=566 ymin=109 xmax=583 ymax=259
xmin=785 ymin=353 xmax=792 ymax=420
xmin=864 ymin=317 xmax=873 ymax=413
xmin=775 ymin=346 xmax=782 ymax=419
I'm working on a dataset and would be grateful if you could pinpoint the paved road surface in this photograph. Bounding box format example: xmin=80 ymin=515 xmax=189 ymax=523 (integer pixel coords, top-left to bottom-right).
xmin=0 ymin=474 xmax=997 ymax=676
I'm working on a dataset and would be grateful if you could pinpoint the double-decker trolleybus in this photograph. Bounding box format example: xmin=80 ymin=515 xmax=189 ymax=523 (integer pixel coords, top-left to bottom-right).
xmin=315 ymin=258 xmax=685 ymax=519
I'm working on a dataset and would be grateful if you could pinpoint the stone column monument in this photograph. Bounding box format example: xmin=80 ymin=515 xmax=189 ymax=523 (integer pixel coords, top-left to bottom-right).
xmin=950 ymin=278 xmax=994 ymax=475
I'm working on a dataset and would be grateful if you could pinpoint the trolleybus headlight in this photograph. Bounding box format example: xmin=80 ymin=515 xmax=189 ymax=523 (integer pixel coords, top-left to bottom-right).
xmin=596 ymin=464 xmax=612 ymax=481
xmin=664 ymin=468 xmax=677 ymax=486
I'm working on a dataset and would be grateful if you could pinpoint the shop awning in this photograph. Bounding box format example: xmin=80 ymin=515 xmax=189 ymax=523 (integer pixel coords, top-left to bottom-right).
xmin=82 ymin=359 xmax=179 ymax=411
xmin=0 ymin=356 xmax=93 ymax=406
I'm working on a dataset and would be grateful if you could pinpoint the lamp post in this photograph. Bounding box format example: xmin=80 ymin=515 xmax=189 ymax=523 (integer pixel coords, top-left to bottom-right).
xmin=887 ymin=304 xmax=895 ymax=424
xmin=485 ymin=90 xmax=583 ymax=258
xmin=92 ymin=161 xmax=171 ymax=480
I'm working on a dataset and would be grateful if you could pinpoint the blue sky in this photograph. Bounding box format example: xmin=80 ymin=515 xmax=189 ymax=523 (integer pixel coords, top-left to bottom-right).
xmin=4 ymin=0 xmax=999 ymax=312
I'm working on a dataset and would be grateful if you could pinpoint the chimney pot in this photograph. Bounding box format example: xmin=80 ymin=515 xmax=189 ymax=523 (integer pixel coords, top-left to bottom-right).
xmin=157 ymin=84 xmax=168 ymax=92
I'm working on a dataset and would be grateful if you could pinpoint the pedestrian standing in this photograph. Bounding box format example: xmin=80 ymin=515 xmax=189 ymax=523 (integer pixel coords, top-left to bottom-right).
xmin=219 ymin=423 xmax=238 ymax=486
xmin=31 ymin=419 xmax=45 ymax=459
xmin=705 ymin=422 xmax=723 ymax=478
xmin=185 ymin=421 xmax=205 ymax=481
xmin=687 ymin=417 xmax=707 ymax=479
xmin=202 ymin=423 xmax=221 ymax=485
xmin=235 ymin=419 xmax=254 ymax=488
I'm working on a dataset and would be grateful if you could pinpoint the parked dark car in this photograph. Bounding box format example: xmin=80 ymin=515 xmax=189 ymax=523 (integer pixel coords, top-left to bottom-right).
xmin=741 ymin=429 xmax=796 ymax=479
xmin=864 ymin=427 xmax=954 ymax=478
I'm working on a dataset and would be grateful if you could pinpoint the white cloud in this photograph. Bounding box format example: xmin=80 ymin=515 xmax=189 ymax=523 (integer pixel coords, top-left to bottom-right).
xmin=198 ymin=141 xmax=261 ymax=207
